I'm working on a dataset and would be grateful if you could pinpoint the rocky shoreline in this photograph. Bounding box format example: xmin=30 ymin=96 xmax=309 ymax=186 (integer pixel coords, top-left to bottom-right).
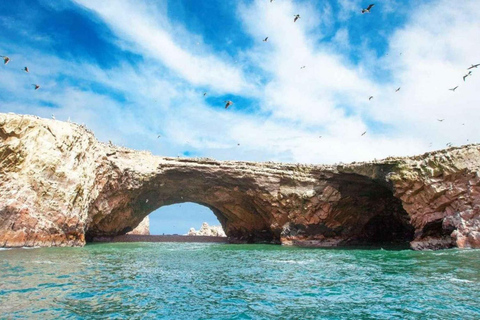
xmin=1 ymin=113 xmax=480 ymax=250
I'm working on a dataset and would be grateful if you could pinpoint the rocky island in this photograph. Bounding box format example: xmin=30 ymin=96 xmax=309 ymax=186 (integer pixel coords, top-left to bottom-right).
xmin=1 ymin=113 xmax=479 ymax=250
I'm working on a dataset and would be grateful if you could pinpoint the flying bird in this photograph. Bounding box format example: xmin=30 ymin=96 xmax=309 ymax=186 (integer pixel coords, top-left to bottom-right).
xmin=24 ymin=67 xmax=29 ymax=73
xmin=203 ymin=92 xmax=207 ymax=96
xmin=395 ymin=87 xmax=401 ymax=92
xmin=361 ymin=4 xmax=375 ymax=14
xmin=32 ymin=84 xmax=40 ymax=90
xmin=300 ymin=66 xmax=306 ymax=69
xmin=463 ymin=71 xmax=472 ymax=81
xmin=361 ymin=131 xmax=367 ymax=136
xmin=369 ymin=96 xmax=373 ymax=100
xmin=157 ymin=135 xmax=161 ymax=139
xmin=449 ymin=86 xmax=458 ymax=92
xmin=263 ymin=37 xmax=268 ymax=42
xmin=437 ymin=119 xmax=444 ymax=122
xmin=224 ymin=100 xmax=233 ymax=109
xmin=270 ymin=0 xmax=274 ymax=2
xmin=294 ymin=14 xmax=300 ymax=22
xmin=51 ymin=114 xmax=55 ymax=120
xmin=467 ymin=64 xmax=480 ymax=70
xmin=1 ymin=56 xmax=10 ymax=65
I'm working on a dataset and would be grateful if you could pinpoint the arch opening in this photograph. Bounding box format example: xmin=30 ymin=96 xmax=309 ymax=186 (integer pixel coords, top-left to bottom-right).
xmin=147 ymin=202 xmax=225 ymax=236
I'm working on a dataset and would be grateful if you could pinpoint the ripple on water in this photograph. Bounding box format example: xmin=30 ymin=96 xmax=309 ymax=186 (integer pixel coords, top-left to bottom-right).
xmin=0 ymin=243 xmax=479 ymax=319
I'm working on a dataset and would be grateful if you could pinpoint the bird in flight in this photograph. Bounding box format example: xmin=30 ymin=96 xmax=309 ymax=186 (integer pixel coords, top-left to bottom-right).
xmin=224 ymin=100 xmax=233 ymax=109
xmin=1 ymin=56 xmax=10 ymax=65
xmin=263 ymin=37 xmax=268 ymax=42
xmin=300 ymin=66 xmax=306 ymax=69
xmin=369 ymin=96 xmax=373 ymax=100
xmin=361 ymin=131 xmax=367 ymax=136
xmin=463 ymin=71 xmax=472 ymax=81
xmin=449 ymin=86 xmax=458 ymax=92
xmin=437 ymin=119 xmax=444 ymax=122
xmin=24 ymin=67 xmax=29 ymax=73
xmin=446 ymin=142 xmax=452 ymax=147
xmin=467 ymin=64 xmax=480 ymax=70
xmin=395 ymin=87 xmax=401 ymax=92
xmin=362 ymin=4 xmax=375 ymax=14
xmin=32 ymin=84 xmax=40 ymax=90
xmin=203 ymin=92 xmax=207 ymax=96
xmin=294 ymin=14 xmax=300 ymax=22
xmin=270 ymin=0 xmax=274 ymax=2
xmin=157 ymin=135 xmax=161 ymax=139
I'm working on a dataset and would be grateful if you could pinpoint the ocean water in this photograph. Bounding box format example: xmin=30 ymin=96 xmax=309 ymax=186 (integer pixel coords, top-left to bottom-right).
xmin=1 ymin=243 xmax=479 ymax=319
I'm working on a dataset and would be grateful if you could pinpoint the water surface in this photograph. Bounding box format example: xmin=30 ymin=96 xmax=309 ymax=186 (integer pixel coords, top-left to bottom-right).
xmin=1 ymin=243 xmax=479 ymax=319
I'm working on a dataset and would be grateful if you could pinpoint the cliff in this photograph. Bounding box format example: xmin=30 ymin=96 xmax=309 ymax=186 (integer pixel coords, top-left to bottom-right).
xmin=1 ymin=113 xmax=479 ymax=249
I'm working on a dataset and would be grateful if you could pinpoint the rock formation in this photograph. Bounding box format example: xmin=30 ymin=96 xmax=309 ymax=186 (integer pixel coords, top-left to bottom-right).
xmin=1 ymin=113 xmax=479 ymax=249
xmin=188 ymin=222 xmax=226 ymax=237
xmin=127 ymin=216 xmax=150 ymax=235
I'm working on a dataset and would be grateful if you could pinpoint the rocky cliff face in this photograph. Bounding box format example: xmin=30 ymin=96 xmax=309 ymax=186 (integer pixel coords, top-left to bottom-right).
xmin=127 ymin=216 xmax=150 ymax=235
xmin=1 ymin=113 xmax=479 ymax=249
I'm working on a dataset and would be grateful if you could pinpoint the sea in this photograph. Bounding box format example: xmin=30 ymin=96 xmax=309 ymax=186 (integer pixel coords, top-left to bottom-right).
xmin=1 ymin=243 xmax=479 ymax=319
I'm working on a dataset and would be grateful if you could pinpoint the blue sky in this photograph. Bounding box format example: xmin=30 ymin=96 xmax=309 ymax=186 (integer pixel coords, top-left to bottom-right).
xmin=1 ymin=0 xmax=479 ymax=233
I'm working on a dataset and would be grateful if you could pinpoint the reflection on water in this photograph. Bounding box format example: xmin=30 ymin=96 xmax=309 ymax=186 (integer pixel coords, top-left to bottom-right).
xmin=1 ymin=243 xmax=479 ymax=319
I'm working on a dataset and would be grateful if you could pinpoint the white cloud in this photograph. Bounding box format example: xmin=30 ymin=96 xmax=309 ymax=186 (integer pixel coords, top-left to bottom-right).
xmin=72 ymin=0 xmax=255 ymax=96
xmin=2 ymin=0 xmax=479 ymax=167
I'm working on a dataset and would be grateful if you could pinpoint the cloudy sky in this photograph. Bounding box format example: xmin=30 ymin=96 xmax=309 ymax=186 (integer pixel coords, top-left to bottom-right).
xmin=1 ymin=0 xmax=479 ymax=234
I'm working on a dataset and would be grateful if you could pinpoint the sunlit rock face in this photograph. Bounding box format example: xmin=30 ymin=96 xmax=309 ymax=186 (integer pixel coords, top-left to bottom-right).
xmin=187 ymin=222 xmax=226 ymax=237
xmin=1 ymin=113 xmax=480 ymax=250
xmin=127 ymin=216 xmax=150 ymax=235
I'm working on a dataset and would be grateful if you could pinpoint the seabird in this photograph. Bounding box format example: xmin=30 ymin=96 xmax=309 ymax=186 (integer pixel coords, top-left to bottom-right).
xmin=237 ymin=143 xmax=240 ymax=146
xmin=294 ymin=14 xmax=300 ymax=23
xmin=369 ymin=96 xmax=373 ymax=100
xmin=271 ymin=0 xmax=274 ymax=2
xmin=361 ymin=4 xmax=375 ymax=14
xmin=395 ymin=87 xmax=401 ymax=92
xmin=449 ymin=86 xmax=458 ymax=92
xmin=446 ymin=142 xmax=452 ymax=147
xmin=157 ymin=135 xmax=161 ymax=138
xmin=437 ymin=119 xmax=444 ymax=122
xmin=32 ymin=84 xmax=40 ymax=90
xmin=361 ymin=131 xmax=367 ymax=136
xmin=1 ymin=56 xmax=10 ymax=65
xmin=24 ymin=67 xmax=29 ymax=73
xmin=319 ymin=136 xmax=322 ymax=138
xmin=203 ymin=92 xmax=207 ymax=96
xmin=51 ymin=114 xmax=55 ymax=120
xmin=467 ymin=64 xmax=480 ymax=70
xmin=263 ymin=37 xmax=269 ymax=42
xmin=224 ymin=100 xmax=233 ymax=109
xmin=463 ymin=71 xmax=472 ymax=81
xmin=300 ymin=66 xmax=306 ymax=69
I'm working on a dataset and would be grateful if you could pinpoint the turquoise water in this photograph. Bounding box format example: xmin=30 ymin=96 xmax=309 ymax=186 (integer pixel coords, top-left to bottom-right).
xmin=1 ymin=243 xmax=479 ymax=319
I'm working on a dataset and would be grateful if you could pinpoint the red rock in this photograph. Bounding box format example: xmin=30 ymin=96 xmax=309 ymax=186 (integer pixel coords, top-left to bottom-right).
xmin=1 ymin=113 xmax=480 ymax=250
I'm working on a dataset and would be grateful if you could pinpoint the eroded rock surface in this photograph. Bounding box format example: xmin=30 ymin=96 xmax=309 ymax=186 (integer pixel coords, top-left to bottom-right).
xmin=188 ymin=222 xmax=226 ymax=237
xmin=1 ymin=113 xmax=479 ymax=249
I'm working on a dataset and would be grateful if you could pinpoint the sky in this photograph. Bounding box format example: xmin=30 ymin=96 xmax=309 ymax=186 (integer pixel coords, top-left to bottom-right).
xmin=1 ymin=0 xmax=479 ymax=234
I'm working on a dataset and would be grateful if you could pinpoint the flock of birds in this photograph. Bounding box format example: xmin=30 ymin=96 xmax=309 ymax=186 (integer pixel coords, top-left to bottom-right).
xmin=204 ymin=2 xmax=478 ymax=141
xmin=1 ymin=56 xmax=40 ymax=90
xmin=1 ymin=2 xmax=478 ymax=146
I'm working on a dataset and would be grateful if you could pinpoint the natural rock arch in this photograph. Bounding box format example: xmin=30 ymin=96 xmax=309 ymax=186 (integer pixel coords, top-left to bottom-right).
xmin=1 ymin=113 xmax=479 ymax=249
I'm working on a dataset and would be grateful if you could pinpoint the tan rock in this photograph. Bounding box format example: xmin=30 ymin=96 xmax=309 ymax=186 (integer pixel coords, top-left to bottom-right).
xmin=1 ymin=113 xmax=480 ymax=250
